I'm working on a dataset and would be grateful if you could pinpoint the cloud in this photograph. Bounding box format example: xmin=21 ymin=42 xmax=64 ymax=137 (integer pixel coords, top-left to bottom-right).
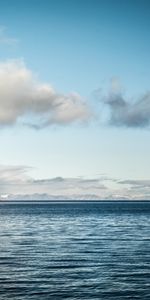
xmin=0 ymin=165 xmax=32 ymax=185
xmin=1 ymin=165 xmax=150 ymax=200
xmin=30 ymin=176 xmax=107 ymax=194
xmin=0 ymin=165 xmax=108 ymax=198
xmin=116 ymin=179 xmax=150 ymax=199
xmin=98 ymin=78 xmax=150 ymax=128
xmin=0 ymin=26 xmax=18 ymax=45
xmin=0 ymin=59 xmax=90 ymax=128
xmin=119 ymin=179 xmax=150 ymax=188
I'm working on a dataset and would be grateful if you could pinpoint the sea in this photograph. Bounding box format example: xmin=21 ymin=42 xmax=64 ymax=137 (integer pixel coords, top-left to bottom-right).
xmin=0 ymin=201 xmax=150 ymax=300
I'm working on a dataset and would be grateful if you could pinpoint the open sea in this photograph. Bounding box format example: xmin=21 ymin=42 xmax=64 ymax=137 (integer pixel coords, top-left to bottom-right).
xmin=0 ymin=201 xmax=150 ymax=300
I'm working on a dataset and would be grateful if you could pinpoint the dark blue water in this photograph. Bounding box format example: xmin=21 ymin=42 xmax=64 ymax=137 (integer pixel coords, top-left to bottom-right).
xmin=0 ymin=201 xmax=150 ymax=299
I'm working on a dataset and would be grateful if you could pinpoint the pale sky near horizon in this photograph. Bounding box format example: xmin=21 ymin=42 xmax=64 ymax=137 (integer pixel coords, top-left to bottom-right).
xmin=0 ymin=0 xmax=150 ymax=199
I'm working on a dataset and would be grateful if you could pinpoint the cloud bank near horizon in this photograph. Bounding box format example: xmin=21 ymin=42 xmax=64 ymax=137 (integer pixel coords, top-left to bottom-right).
xmin=0 ymin=165 xmax=150 ymax=200
xmin=0 ymin=60 xmax=90 ymax=129
xmin=0 ymin=165 xmax=107 ymax=197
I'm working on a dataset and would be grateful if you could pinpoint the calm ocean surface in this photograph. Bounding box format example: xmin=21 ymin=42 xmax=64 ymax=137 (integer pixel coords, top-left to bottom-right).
xmin=0 ymin=201 xmax=150 ymax=300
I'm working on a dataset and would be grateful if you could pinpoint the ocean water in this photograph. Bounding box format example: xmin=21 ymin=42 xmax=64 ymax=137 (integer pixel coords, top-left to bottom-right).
xmin=0 ymin=201 xmax=150 ymax=300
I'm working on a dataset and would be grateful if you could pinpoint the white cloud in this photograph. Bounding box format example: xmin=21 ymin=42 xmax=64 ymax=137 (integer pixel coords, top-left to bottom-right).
xmin=0 ymin=59 xmax=90 ymax=128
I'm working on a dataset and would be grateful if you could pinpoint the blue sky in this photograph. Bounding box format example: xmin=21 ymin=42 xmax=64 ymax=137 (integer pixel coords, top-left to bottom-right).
xmin=0 ymin=0 xmax=150 ymax=199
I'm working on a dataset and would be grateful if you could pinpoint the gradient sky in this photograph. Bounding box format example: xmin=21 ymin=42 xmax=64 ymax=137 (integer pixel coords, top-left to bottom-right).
xmin=0 ymin=0 xmax=150 ymax=199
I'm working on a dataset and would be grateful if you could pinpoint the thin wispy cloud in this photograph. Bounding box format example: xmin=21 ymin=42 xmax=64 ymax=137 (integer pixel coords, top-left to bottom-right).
xmin=0 ymin=59 xmax=90 ymax=128
xmin=119 ymin=179 xmax=150 ymax=188
xmin=0 ymin=26 xmax=18 ymax=45
xmin=0 ymin=165 xmax=32 ymax=185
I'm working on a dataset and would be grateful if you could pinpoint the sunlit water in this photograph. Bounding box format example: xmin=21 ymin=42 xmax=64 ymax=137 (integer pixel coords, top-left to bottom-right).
xmin=0 ymin=201 xmax=150 ymax=299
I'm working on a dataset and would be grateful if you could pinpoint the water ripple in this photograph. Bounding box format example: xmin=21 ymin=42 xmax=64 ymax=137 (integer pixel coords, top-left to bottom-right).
xmin=0 ymin=202 xmax=150 ymax=299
